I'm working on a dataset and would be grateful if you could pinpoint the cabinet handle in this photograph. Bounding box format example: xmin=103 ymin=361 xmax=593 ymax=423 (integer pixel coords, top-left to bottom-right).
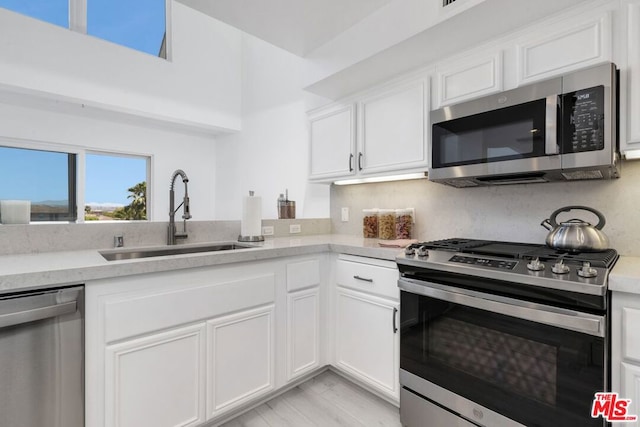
xmin=353 ymin=275 xmax=373 ymax=283
xmin=393 ymin=307 xmax=398 ymax=334
xmin=358 ymin=152 xmax=363 ymax=171
xmin=349 ymin=153 xmax=354 ymax=172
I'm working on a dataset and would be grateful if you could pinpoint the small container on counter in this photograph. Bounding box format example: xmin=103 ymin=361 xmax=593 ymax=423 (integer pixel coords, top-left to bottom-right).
xmin=395 ymin=208 xmax=413 ymax=239
xmin=378 ymin=209 xmax=396 ymax=240
xmin=362 ymin=209 xmax=379 ymax=238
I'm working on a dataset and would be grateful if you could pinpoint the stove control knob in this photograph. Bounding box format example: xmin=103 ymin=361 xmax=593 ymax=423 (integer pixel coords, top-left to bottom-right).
xmin=551 ymin=259 xmax=570 ymax=274
xmin=416 ymin=246 xmax=429 ymax=257
xmin=404 ymin=246 xmax=415 ymax=256
xmin=578 ymin=262 xmax=598 ymax=278
xmin=526 ymin=258 xmax=545 ymax=271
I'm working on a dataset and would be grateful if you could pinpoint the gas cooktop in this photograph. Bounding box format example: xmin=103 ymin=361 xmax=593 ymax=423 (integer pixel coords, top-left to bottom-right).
xmin=406 ymin=238 xmax=618 ymax=268
xmin=397 ymin=238 xmax=619 ymax=297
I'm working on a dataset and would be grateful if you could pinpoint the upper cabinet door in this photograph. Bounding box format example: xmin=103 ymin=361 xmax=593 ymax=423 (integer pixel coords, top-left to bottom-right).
xmin=516 ymin=12 xmax=612 ymax=86
xmin=358 ymin=77 xmax=429 ymax=175
xmin=308 ymin=103 xmax=357 ymax=180
xmin=435 ymin=51 xmax=503 ymax=108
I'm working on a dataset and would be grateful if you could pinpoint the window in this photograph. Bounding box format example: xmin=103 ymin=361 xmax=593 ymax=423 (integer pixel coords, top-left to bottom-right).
xmin=0 ymin=0 xmax=167 ymax=58
xmin=0 ymin=146 xmax=77 ymax=221
xmin=87 ymin=0 xmax=166 ymax=57
xmin=85 ymin=153 xmax=148 ymax=221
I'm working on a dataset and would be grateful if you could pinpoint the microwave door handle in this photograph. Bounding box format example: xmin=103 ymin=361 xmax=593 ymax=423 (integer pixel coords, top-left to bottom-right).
xmin=545 ymin=95 xmax=559 ymax=155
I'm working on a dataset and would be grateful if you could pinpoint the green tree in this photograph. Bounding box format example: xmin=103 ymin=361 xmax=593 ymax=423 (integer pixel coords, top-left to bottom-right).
xmin=122 ymin=181 xmax=147 ymax=220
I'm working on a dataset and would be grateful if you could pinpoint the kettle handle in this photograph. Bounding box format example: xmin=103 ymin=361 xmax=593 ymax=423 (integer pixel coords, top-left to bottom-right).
xmin=547 ymin=205 xmax=606 ymax=230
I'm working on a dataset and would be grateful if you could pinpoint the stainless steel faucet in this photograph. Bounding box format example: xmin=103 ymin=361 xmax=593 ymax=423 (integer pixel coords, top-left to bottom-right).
xmin=168 ymin=169 xmax=191 ymax=245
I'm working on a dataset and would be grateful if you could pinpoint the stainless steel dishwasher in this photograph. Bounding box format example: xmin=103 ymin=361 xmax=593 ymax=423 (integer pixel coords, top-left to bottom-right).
xmin=0 ymin=285 xmax=84 ymax=427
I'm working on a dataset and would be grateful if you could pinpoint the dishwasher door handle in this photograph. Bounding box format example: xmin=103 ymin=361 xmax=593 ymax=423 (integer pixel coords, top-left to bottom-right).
xmin=0 ymin=300 xmax=77 ymax=329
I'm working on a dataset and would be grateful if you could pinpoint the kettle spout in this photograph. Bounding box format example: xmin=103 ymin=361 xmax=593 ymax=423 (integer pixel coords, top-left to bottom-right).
xmin=540 ymin=219 xmax=553 ymax=231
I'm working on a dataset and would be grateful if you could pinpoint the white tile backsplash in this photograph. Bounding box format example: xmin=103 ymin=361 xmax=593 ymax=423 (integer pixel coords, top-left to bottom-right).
xmin=331 ymin=160 xmax=640 ymax=256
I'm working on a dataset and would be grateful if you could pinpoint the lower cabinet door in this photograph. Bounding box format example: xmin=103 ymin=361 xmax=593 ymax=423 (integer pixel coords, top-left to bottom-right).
xmin=335 ymin=287 xmax=399 ymax=401
xmin=206 ymin=305 xmax=276 ymax=419
xmin=287 ymin=287 xmax=321 ymax=380
xmin=105 ymin=324 xmax=206 ymax=427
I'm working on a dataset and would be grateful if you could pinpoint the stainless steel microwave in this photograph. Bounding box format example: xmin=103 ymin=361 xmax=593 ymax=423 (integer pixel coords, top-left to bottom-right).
xmin=429 ymin=62 xmax=619 ymax=187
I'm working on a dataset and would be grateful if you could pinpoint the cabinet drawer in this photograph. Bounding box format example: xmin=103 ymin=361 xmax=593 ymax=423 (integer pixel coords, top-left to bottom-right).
xmin=336 ymin=257 xmax=399 ymax=300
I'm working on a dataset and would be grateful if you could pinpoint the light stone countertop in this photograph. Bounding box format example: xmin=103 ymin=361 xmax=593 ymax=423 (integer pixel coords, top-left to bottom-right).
xmin=0 ymin=234 xmax=402 ymax=294
xmin=609 ymin=256 xmax=640 ymax=294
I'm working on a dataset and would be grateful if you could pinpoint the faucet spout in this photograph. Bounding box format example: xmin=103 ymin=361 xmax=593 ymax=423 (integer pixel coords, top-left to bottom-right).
xmin=168 ymin=169 xmax=191 ymax=245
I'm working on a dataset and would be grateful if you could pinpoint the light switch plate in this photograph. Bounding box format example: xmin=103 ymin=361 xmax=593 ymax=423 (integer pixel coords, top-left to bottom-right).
xmin=341 ymin=207 xmax=349 ymax=222
xmin=290 ymin=224 xmax=301 ymax=234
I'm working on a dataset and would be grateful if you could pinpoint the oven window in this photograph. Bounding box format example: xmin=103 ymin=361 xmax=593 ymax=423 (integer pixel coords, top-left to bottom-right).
xmin=431 ymin=99 xmax=549 ymax=168
xmin=400 ymin=291 xmax=605 ymax=427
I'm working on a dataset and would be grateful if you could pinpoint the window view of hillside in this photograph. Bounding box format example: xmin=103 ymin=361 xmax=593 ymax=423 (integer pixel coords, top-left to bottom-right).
xmin=0 ymin=145 xmax=77 ymax=221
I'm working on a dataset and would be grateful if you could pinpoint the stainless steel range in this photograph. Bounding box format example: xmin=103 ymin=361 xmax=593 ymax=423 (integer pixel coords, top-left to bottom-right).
xmin=397 ymin=238 xmax=618 ymax=427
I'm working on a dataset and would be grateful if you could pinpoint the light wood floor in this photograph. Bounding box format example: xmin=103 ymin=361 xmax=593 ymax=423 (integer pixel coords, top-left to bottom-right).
xmin=220 ymin=370 xmax=402 ymax=427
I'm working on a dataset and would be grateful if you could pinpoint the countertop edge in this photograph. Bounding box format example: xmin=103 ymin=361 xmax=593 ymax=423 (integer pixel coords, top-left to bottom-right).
xmin=609 ymin=256 xmax=640 ymax=294
xmin=0 ymin=235 xmax=402 ymax=294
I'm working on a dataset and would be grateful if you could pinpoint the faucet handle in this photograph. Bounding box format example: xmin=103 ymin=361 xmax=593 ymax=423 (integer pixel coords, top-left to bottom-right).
xmin=182 ymin=196 xmax=192 ymax=220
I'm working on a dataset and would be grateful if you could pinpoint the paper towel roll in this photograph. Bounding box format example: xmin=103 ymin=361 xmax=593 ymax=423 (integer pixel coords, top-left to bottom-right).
xmin=240 ymin=192 xmax=262 ymax=239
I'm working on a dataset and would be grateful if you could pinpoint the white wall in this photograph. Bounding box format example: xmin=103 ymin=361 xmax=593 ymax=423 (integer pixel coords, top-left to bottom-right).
xmin=0 ymin=2 xmax=242 ymax=131
xmin=214 ymin=35 xmax=331 ymax=220
xmin=0 ymin=103 xmax=217 ymax=221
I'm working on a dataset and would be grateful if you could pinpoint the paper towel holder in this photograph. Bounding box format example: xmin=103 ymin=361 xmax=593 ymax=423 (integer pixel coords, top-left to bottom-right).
xmin=238 ymin=191 xmax=265 ymax=242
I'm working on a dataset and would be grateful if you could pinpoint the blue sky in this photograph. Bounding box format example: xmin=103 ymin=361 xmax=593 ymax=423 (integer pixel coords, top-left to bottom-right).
xmin=86 ymin=154 xmax=147 ymax=205
xmin=0 ymin=147 xmax=70 ymax=202
xmin=0 ymin=0 xmax=166 ymax=56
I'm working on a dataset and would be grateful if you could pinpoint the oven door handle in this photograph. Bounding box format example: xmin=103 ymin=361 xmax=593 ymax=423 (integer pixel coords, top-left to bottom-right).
xmin=398 ymin=278 xmax=605 ymax=337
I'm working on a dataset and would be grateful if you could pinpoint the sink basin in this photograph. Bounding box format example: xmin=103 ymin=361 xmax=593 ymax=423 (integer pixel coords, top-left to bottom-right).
xmin=100 ymin=242 xmax=257 ymax=261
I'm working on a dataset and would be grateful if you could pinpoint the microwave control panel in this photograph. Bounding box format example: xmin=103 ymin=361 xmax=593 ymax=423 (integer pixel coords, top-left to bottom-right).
xmin=562 ymin=85 xmax=605 ymax=153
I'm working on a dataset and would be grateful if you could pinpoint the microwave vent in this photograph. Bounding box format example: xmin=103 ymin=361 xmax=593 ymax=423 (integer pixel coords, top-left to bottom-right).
xmin=562 ymin=170 xmax=604 ymax=180
xmin=442 ymin=179 xmax=478 ymax=188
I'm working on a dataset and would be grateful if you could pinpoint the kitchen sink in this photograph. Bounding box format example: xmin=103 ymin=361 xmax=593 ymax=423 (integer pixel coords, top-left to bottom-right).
xmin=100 ymin=242 xmax=257 ymax=261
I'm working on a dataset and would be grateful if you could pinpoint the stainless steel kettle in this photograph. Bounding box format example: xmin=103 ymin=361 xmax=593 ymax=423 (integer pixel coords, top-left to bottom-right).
xmin=541 ymin=205 xmax=610 ymax=252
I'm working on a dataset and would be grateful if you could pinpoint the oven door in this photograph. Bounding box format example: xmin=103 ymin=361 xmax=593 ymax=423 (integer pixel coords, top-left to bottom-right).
xmin=399 ymin=278 xmax=607 ymax=427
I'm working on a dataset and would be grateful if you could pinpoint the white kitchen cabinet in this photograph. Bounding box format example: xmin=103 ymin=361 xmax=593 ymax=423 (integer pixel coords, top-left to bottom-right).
xmin=435 ymin=51 xmax=503 ymax=108
xmin=612 ymin=291 xmax=640 ymax=426
xmin=333 ymin=255 xmax=400 ymax=403
xmin=515 ymin=11 xmax=612 ymax=86
xmin=86 ymin=261 xmax=279 ymax=427
xmin=357 ymin=77 xmax=428 ymax=175
xmin=105 ymin=324 xmax=206 ymax=427
xmin=85 ymin=256 xmax=330 ymax=427
xmin=308 ymin=103 xmax=356 ymax=180
xmin=308 ymin=74 xmax=428 ymax=183
xmin=206 ymin=305 xmax=275 ymax=419
xmin=285 ymin=259 xmax=322 ymax=381
xmin=286 ymin=288 xmax=320 ymax=380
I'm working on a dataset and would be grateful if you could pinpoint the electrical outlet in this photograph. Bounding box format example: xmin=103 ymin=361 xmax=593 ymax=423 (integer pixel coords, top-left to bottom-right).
xmin=289 ymin=224 xmax=301 ymax=234
xmin=341 ymin=207 xmax=350 ymax=222
xmin=114 ymin=235 xmax=124 ymax=248
xmin=262 ymin=226 xmax=274 ymax=236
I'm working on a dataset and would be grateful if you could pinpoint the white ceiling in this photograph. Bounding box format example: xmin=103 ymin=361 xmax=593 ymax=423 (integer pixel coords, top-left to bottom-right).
xmin=176 ymin=0 xmax=394 ymax=57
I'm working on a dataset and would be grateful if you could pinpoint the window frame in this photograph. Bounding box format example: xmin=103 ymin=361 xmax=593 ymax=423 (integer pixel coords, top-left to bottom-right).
xmin=0 ymin=0 xmax=171 ymax=60
xmin=83 ymin=149 xmax=152 ymax=223
xmin=70 ymin=0 xmax=172 ymax=60
xmin=0 ymin=138 xmax=153 ymax=224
